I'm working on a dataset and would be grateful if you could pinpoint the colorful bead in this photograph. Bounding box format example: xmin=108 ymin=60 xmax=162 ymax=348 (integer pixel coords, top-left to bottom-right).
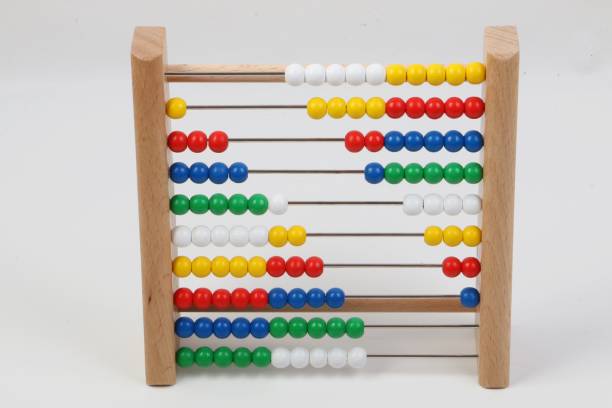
xmin=194 ymin=347 xmax=214 ymax=367
xmin=166 ymin=97 xmax=187 ymax=119
xmin=366 ymin=63 xmax=386 ymax=85
xmin=386 ymin=64 xmax=406 ymax=85
xmin=229 ymin=162 xmax=248 ymax=183
xmin=208 ymin=131 xmax=228 ymax=152
xmin=193 ymin=288 xmax=212 ymax=310
xmin=442 ymin=256 xmax=462 ymax=278
xmin=346 ymin=97 xmax=366 ymax=119
xmin=286 ymin=256 xmax=305 ymax=277
xmin=288 ymin=317 xmax=308 ymax=338
xmin=466 ymin=62 xmax=486 ymax=84
xmin=175 ymin=317 xmax=194 ymax=338
xmin=348 ymin=347 xmax=368 ymax=368
xmin=444 ymin=130 xmax=465 ymax=152
xmin=424 ymin=226 xmax=443 ymax=246
xmin=461 ymin=257 xmax=481 ymax=278
xmin=250 ymin=317 xmax=270 ymax=338
xmin=268 ymin=226 xmax=288 ymax=247
xmin=462 ymin=225 xmax=482 ymax=247
xmin=290 ymin=347 xmax=310 ymax=369
xmin=248 ymin=193 xmax=268 ymax=215
xmin=426 ymin=64 xmax=445 ymax=85
xmin=460 ymin=287 xmax=480 ymax=308
xmin=443 ymin=225 xmax=463 ymax=247
xmin=285 ymin=63 xmax=305 ymax=86
xmin=189 ymin=162 xmax=209 ymax=183
xmin=445 ymin=97 xmax=464 ymax=119
xmin=423 ymin=162 xmax=444 ymax=184
xmin=248 ymin=256 xmax=267 ymax=277
xmin=384 ymin=131 xmax=405 ymax=152
xmin=228 ymin=194 xmax=248 ymax=215
xmin=406 ymin=64 xmax=427 ymax=85
xmin=346 ymin=64 xmax=366 ymax=85
xmin=404 ymin=163 xmax=424 ymax=184
xmin=404 ymin=131 xmax=424 ymax=151
xmin=384 ymin=162 xmax=404 ymax=184
xmin=233 ymin=347 xmax=252 ymax=367
xmin=364 ymin=162 xmax=385 ymax=184
xmin=212 ymin=289 xmax=231 ymax=309
xmin=464 ymin=162 xmax=483 ymax=183
xmin=176 ymin=347 xmax=194 ymax=367
xmin=213 ymin=346 xmax=233 ymax=367
xmin=231 ymin=289 xmax=250 ymax=309
xmin=385 ymin=98 xmax=406 ymax=119
xmin=172 ymin=225 xmax=191 ymax=247
xmin=423 ymin=131 xmax=444 ymax=152
xmin=307 ymin=318 xmax=327 ymax=339
xmin=346 ymin=317 xmax=365 ymax=338
xmin=310 ymin=348 xmax=327 ymax=368
xmin=252 ymin=347 xmax=271 ymax=367
xmin=208 ymin=162 xmax=229 ymax=184
xmin=269 ymin=194 xmax=288 ymax=215
xmin=170 ymin=194 xmax=190 ymax=215
xmin=443 ymin=194 xmax=463 ymax=215
xmin=444 ymin=162 xmax=464 ymax=184
xmin=249 ymin=226 xmax=268 ymax=246
xmin=188 ymin=130 xmax=207 ymax=152
xmin=328 ymin=348 xmax=347 ymax=368
xmin=268 ymin=288 xmax=288 ymax=309
xmin=305 ymin=64 xmax=326 ymax=85
xmin=287 ymin=288 xmax=307 ymax=308
xmin=190 ymin=194 xmax=209 ymax=214
xmin=167 ymin=131 xmax=188 ymax=152
xmin=272 ymin=347 xmax=291 ymax=368
xmin=462 ymin=194 xmax=482 ymax=214
xmin=326 ymin=64 xmax=345 ymax=86
xmin=306 ymin=288 xmax=326 ymax=308
xmin=326 ymin=288 xmax=345 ymax=308
xmin=402 ymin=194 xmax=423 ymax=215
xmin=364 ymin=131 xmax=385 ymax=152
xmin=305 ymin=256 xmax=324 ymax=277
xmin=326 ymin=317 xmax=346 ymax=338
xmin=172 ymin=256 xmax=191 ymax=278
xmin=269 ymin=317 xmax=289 ymax=338
xmin=194 ymin=318 xmax=213 ymax=338
xmin=287 ymin=225 xmax=307 ymax=246
xmin=425 ymin=97 xmax=445 ymax=119
xmin=446 ymin=64 xmax=466 ymax=85
xmin=307 ymin=97 xmax=327 ymax=119
xmin=464 ymin=97 xmax=485 ymax=118
xmin=464 ymin=130 xmax=484 ymax=152
xmin=209 ymin=193 xmax=228 ymax=215
xmin=423 ymin=193 xmax=444 ymax=215
xmin=266 ymin=256 xmax=286 ymax=277
xmin=405 ymin=97 xmax=425 ymax=119
xmin=191 ymin=225 xmax=211 ymax=246
xmin=211 ymin=256 xmax=230 ymax=277
xmin=345 ymin=130 xmax=365 ymax=152
xmin=213 ymin=317 xmax=232 ymax=338
xmin=173 ymin=288 xmax=193 ymax=310
xmin=250 ymin=288 xmax=269 ymax=309
xmin=229 ymin=256 xmax=248 ymax=278
xmin=169 ymin=162 xmax=189 ymax=183
xmin=366 ymin=97 xmax=386 ymax=118
xmin=327 ymin=97 xmax=346 ymax=119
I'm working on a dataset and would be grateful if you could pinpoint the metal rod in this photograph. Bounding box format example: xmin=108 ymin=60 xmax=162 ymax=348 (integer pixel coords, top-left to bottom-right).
xmin=325 ymin=263 xmax=441 ymax=268
xmin=368 ymin=354 xmax=478 ymax=358
xmin=229 ymin=138 xmax=344 ymax=142
xmin=250 ymin=169 xmax=363 ymax=174
xmin=289 ymin=201 xmax=402 ymax=205
xmin=187 ymin=105 xmax=306 ymax=110
xmin=167 ymin=72 xmax=284 ymax=76
xmin=365 ymin=324 xmax=478 ymax=328
xmin=310 ymin=232 xmax=424 ymax=237
xmin=345 ymin=295 xmax=459 ymax=299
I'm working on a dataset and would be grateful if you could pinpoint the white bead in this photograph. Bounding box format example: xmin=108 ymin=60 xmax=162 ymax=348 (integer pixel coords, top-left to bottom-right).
xmin=229 ymin=226 xmax=249 ymax=247
xmin=444 ymin=194 xmax=463 ymax=216
xmin=249 ymin=226 xmax=268 ymax=247
xmin=345 ymin=64 xmax=366 ymax=85
xmin=463 ymin=194 xmax=482 ymax=215
xmin=284 ymin=64 xmax=304 ymax=86
xmin=402 ymin=194 xmax=423 ymax=215
xmin=171 ymin=225 xmax=191 ymax=247
xmin=211 ymin=226 xmax=229 ymax=246
xmin=305 ymin=64 xmax=325 ymax=85
xmin=423 ymin=194 xmax=444 ymax=215
xmin=290 ymin=347 xmax=310 ymax=368
xmin=269 ymin=194 xmax=288 ymax=215
xmin=309 ymin=348 xmax=327 ymax=368
xmin=325 ymin=64 xmax=345 ymax=85
xmin=272 ymin=348 xmax=291 ymax=368
xmin=348 ymin=347 xmax=367 ymax=368
xmin=191 ymin=226 xmax=211 ymax=247
xmin=327 ymin=348 xmax=347 ymax=368
xmin=366 ymin=63 xmax=386 ymax=85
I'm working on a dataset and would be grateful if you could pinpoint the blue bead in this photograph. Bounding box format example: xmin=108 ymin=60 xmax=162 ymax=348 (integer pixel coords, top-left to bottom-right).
xmin=268 ymin=288 xmax=288 ymax=309
xmin=460 ymin=287 xmax=480 ymax=308
xmin=194 ymin=317 xmax=213 ymax=338
xmin=250 ymin=317 xmax=270 ymax=338
xmin=326 ymin=288 xmax=345 ymax=309
xmin=229 ymin=162 xmax=249 ymax=183
xmin=306 ymin=288 xmax=326 ymax=308
xmin=364 ymin=162 xmax=385 ymax=184
xmin=464 ymin=130 xmax=484 ymax=152
xmin=444 ymin=130 xmax=465 ymax=152
xmin=213 ymin=317 xmax=232 ymax=338
xmin=174 ymin=317 xmax=194 ymax=338
xmin=208 ymin=162 xmax=229 ymax=184
xmin=423 ymin=131 xmax=444 ymax=152
xmin=189 ymin=162 xmax=209 ymax=184
xmin=384 ymin=131 xmax=405 ymax=152
xmin=404 ymin=131 xmax=424 ymax=152
xmin=169 ymin=162 xmax=190 ymax=184
xmin=287 ymin=288 xmax=307 ymax=309
xmin=231 ymin=317 xmax=251 ymax=339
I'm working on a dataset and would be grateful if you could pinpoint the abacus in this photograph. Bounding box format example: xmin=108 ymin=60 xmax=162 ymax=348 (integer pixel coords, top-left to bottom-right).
xmin=131 ymin=26 xmax=519 ymax=388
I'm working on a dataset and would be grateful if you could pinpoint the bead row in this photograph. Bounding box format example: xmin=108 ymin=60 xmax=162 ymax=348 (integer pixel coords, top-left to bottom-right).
xmin=403 ymin=194 xmax=481 ymax=216
xmin=424 ymin=225 xmax=481 ymax=247
xmin=443 ymin=257 xmax=481 ymax=278
xmin=169 ymin=162 xmax=247 ymax=184
xmin=345 ymin=130 xmax=483 ymax=153
xmin=167 ymin=130 xmax=229 ymax=153
xmin=365 ymin=162 xmax=483 ymax=184
xmin=169 ymin=193 xmax=283 ymax=215
xmin=171 ymin=225 xmax=307 ymax=247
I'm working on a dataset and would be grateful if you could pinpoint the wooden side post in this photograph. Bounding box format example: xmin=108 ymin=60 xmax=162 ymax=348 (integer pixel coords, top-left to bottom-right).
xmin=131 ymin=27 xmax=176 ymax=386
xmin=477 ymin=26 xmax=519 ymax=389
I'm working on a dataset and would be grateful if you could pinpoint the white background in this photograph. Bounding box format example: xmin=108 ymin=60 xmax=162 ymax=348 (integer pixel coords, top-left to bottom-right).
xmin=1 ymin=0 xmax=611 ymax=406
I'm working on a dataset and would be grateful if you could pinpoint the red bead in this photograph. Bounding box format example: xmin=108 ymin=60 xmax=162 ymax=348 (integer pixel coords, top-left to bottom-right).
xmin=344 ymin=131 xmax=365 ymax=153
xmin=193 ymin=288 xmax=212 ymax=310
xmin=187 ymin=130 xmax=207 ymax=152
xmin=305 ymin=256 xmax=324 ymax=278
xmin=364 ymin=131 xmax=385 ymax=152
xmin=173 ymin=288 xmax=193 ymax=310
xmin=167 ymin=131 xmax=188 ymax=152
xmin=212 ymin=289 xmax=231 ymax=310
xmin=461 ymin=257 xmax=481 ymax=278
xmin=285 ymin=256 xmax=305 ymax=278
xmin=425 ymin=97 xmax=445 ymax=119
xmin=250 ymin=288 xmax=268 ymax=309
xmin=444 ymin=97 xmax=464 ymax=119
xmin=209 ymin=131 xmax=229 ymax=153
xmin=405 ymin=97 xmax=425 ymax=119
xmin=266 ymin=256 xmax=286 ymax=277
xmin=231 ymin=288 xmax=250 ymax=309
xmin=442 ymin=257 xmax=462 ymax=278
xmin=385 ymin=97 xmax=406 ymax=119
xmin=464 ymin=97 xmax=485 ymax=119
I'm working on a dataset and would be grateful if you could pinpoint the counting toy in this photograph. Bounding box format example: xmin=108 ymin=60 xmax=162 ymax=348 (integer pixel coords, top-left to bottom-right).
xmin=131 ymin=26 xmax=519 ymax=388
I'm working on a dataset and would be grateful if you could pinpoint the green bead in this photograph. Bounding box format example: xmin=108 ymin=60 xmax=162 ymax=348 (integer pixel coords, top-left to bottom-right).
xmin=228 ymin=194 xmax=249 ymax=215
xmin=404 ymin=163 xmax=424 ymax=184
xmin=326 ymin=317 xmax=346 ymax=338
xmin=209 ymin=193 xmax=229 ymax=215
xmin=194 ymin=347 xmax=213 ymax=367
xmin=269 ymin=317 xmax=289 ymax=338
xmin=213 ymin=346 xmax=233 ymax=367
xmin=248 ymin=194 xmax=269 ymax=215
xmin=170 ymin=194 xmax=190 ymax=215
xmin=233 ymin=347 xmax=252 ymax=367
xmin=288 ymin=317 xmax=308 ymax=338
xmin=189 ymin=194 xmax=209 ymax=214
xmin=176 ymin=347 xmax=194 ymax=367
xmin=464 ymin=162 xmax=483 ymax=184
xmin=384 ymin=162 xmax=404 ymax=184
xmin=307 ymin=317 xmax=327 ymax=339
xmin=423 ymin=162 xmax=444 ymax=184
xmin=443 ymin=162 xmax=464 ymax=184
xmin=252 ymin=347 xmax=271 ymax=367
xmin=346 ymin=317 xmax=365 ymax=339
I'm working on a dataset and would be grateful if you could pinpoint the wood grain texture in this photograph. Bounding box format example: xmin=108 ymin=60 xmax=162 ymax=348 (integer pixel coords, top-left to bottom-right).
xmin=477 ymin=26 xmax=519 ymax=389
xmin=131 ymin=27 xmax=176 ymax=386
xmin=166 ymin=64 xmax=285 ymax=82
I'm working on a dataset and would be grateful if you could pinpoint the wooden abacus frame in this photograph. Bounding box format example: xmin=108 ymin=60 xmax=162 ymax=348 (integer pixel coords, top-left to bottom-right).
xmin=131 ymin=26 xmax=519 ymax=388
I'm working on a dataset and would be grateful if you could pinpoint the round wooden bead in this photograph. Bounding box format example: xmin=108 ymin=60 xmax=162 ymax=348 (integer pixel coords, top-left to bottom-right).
xmin=212 ymin=289 xmax=231 ymax=309
xmin=406 ymin=64 xmax=427 ymax=85
xmin=348 ymin=347 xmax=367 ymax=368
xmin=249 ymin=226 xmax=268 ymax=246
xmin=211 ymin=256 xmax=230 ymax=277
xmin=346 ymin=317 xmax=364 ymax=338
xmin=285 ymin=63 xmax=305 ymax=86
xmin=165 ymin=97 xmax=187 ymax=119
xmin=233 ymin=347 xmax=252 ymax=367
xmin=424 ymin=131 xmax=444 ymax=152
xmin=252 ymin=347 xmax=272 ymax=367
xmin=248 ymin=193 xmax=268 ymax=215
xmin=446 ymin=64 xmax=466 ymax=85
xmin=231 ymin=289 xmax=249 ymax=309
xmin=193 ymin=288 xmax=212 ymax=309
xmin=426 ymin=64 xmax=446 ymax=85
xmin=425 ymin=97 xmax=445 ymax=119
xmin=462 ymin=226 xmax=482 ymax=247
xmin=306 ymin=288 xmax=326 ymax=308
xmin=190 ymin=194 xmax=209 ymax=214
xmin=326 ymin=317 xmax=346 ymax=338
xmin=364 ymin=131 xmax=385 ymax=152
xmin=307 ymin=97 xmax=327 ymax=119
xmin=213 ymin=346 xmax=233 ymax=366
xmin=288 ymin=288 xmax=307 ymax=309
xmin=269 ymin=194 xmax=288 ymax=215
xmin=305 ymin=64 xmax=326 ymax=85
xmin=176 ymin=347 xmax=194 ymax=367
xmin=464 ymin=130 xmax=484 ymax=152
xmin=174 ymin=288 xmax=193 ymax=310
xmin=404 ymin=131 xmax=424 ymax=151
xmin=172 ymin=225 xmax=191 ymax=247
xmin=444 ymin=194 xmax=463 ymax=215
xmin=188 ymin=130 xmax=207 ymax=152
xmin=308 ymin=317 xmax=327 ymax=339
xmin=288 ymin=317 xmax=306 ymax=335
xmin=402 ymin=194 xmax=423 ymax=215
xmin=269 ymin=317 xmax=289 ymax=338
xmin=229 ymin=162 xmax=248 ymax=183
xmin=194 ymin=318 xmax=214 ymax=338
xmin=462 ymin=194 xmax=482 ymax=214
xmin=230 ymin=256 xmax=249 ymax=278
xmin=170 ymin=194 xmax=190 ymax=215
xmin=326 ymin=64 xmax=345 ymax=85
xmin=366 ymin=97 xmax=386 ymax=119
xmin=386 ymin=64 xmax=406 ymax=85
xmin=346 ymin=97 xmax=366 ymax=119
xmin=250 ymin=317 xmax=269 ymax=338
xmin=267 ymin=256 xmax=286 ymax=277
xmin=444 ymin=130 xmax=465 ymax=152
xmin=305 ymin=256 xmax=324 ymax=277
xmin=462 ymin=257 xmax=481 ymax=278
xmin=269 ymin=288 xmax=288 ymax=309
xmin=290 ymin=347 xmax=310 ymax=368
xmin=366 ymin=63 xmax=386 ymax=85
xmin=208 ymin=162 xmax=229 ymax=184
xmin=444 ymin=162 xmax=464 ymax=184
xmin=464 ymin=162 xmax=483 ymax=184
xmin=460 ymin=287 xmax=480 ymax=308
xmin=228 ymin=194 xmax=249 ymax=215
xmin=423 ymin=194 xmax=444 ymax=215
xmin=424 ymin=226 xmax=443 ymax=246
xmin=287 ymin=225 xmax=306 ymax=246
xmin=272 ymin=348 xmax=291 ymax=368
xmin=286 ymin=256 xmax=305 ymax=277
xmin=250 ymin=288 xmax=269 ymax=309
xmin=309 ymin=348 xmax=328 ymax=368
xmin=445 ymin=97 xmax=464 ymax=118
xmin=189 ymin=163 xmax=209 ymax=184
xmin=423 ymin=163 xmax=444 ymax=184
xmin=328 ymin=348 xmax=347 ymax=368
xmin=384 ymin=162 xmax=404 ymax=184
xmin=326 ymin=288 xmax=345 ymax=308
xmin=406 ymin=97 xmax=425 ymax=119
xmin=268 ymin=226 xmax=288 ymax=247
xmin=466 ymin=62 xmax=486 ymax=84
xmin=345 ymin=130 xmax=365 ymax=152
xmin=404 ymin=163 xmax=424 ymax=184
xmin=345 ymin=64 xmax=366 ymax=85
xmin=464 ymin=97 xmax=485 ymax=118
xmin=442 ymin=256 xmax=462 ymax=278
xmin=443 ymin=226 xmax=463 ymax=247
xmin=248 ymin=256 xmax=267 ymax=278
xmin=209 ymin=131 xmax=229 ymax=153
xmin=209 ymin=193 xmax=228 ymax=215
xmin=211 ymin=226 xmax=229 ymax=246
xmin=190 ymin=226 xmax=210 ymax=247
xmin=385 ymin=98 xmax=406 ymax=119
xmin=327 ymin=97 xmax=346 ymax=119
xmin=172 ymin=256 xmax=191 ymax=278
xmin=167 ymin=131 xmax=188 ymax=152
xmin=192 ymin=256 xmax=212 ymax=277
xmin=194 ymin=346 xmax=214 ymax=367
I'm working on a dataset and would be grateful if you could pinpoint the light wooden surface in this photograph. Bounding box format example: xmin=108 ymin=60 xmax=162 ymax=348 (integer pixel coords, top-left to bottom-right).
xmin=477 ymin=26 xmax=519 ymax=389
xmin=131 ymin=27 xmax=176 ymax=386
xmin=166 ymin=64 xmax=285 ymax=82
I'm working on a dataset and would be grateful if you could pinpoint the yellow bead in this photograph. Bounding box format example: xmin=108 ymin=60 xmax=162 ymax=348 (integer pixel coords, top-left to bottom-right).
xmin=229 ymin=256 xmax=248 ymax=278
xmin=446 ymin=64 xmax=466 ymax=86
xmin=366 ymin=97 xmax=386 ymax=119
xmin=346 ymin=97 xmax=366 ymax=119
xmin=307 ymin=97 xmax=327 ymax=119
xmin=463 ymin=225 xmax=482 ymax=247
xmin=386 ymin=64 xmax=406 ymax=85
xmin=466 ymin=62 xmax=486 ymax=84
xmin=424 ymin=226 xmax=443 ymax=246
xmin=248 ymin=256 xmax=267 ymax=278
xmin=443 ymin=226 xmax=463 ymax=247
xmin=268 ymin=226 xmax=288 ymax=247
xmin=426 ymin=64 xmax=446 ymax=85
xmin=211 ymin=256 xmax=230 ymax=277
xmin=165 ymin=97 xmax=187 ymax=119
xmin=327 ymin=97 xmax=346 ymax=119
xmin=172 ymin=256 xmax=191 ymax=278
xmin=406 ymin=64 xmax=427 ymax=85
xmin=191 ymin=256 xmax=211 ymax=278
xmin=287 ymin=225 xmax=307 ymax=246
